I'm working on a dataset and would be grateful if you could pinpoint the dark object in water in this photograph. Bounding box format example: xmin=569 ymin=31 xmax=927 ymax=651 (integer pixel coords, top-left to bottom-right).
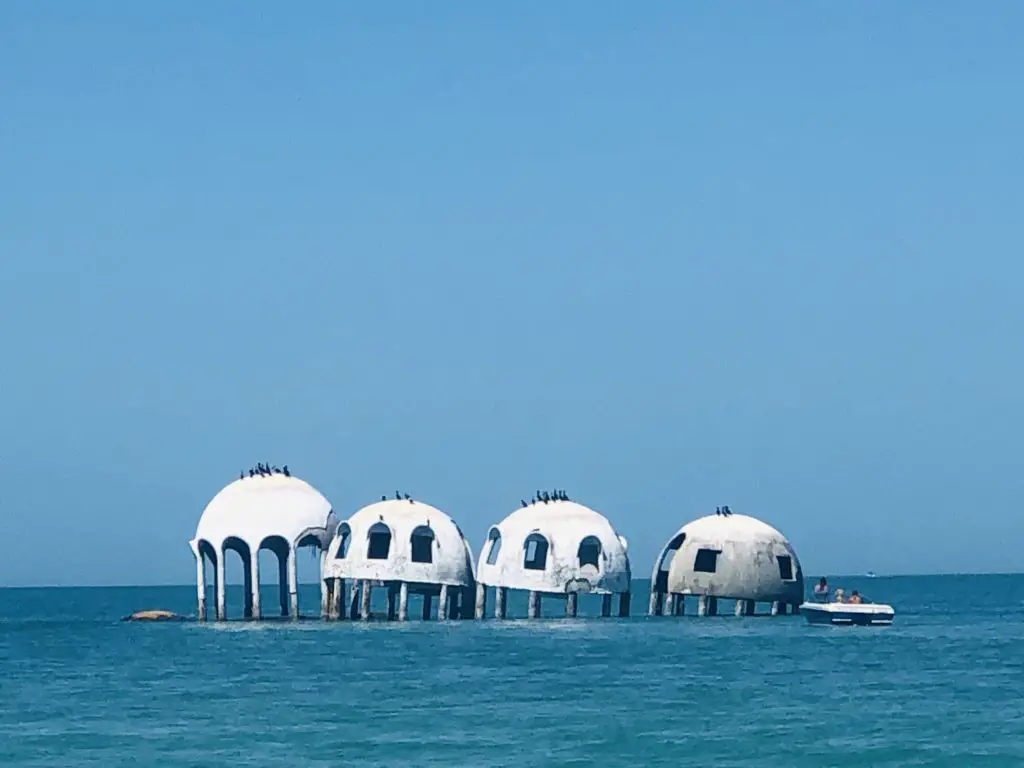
xmin=122 ymin=610 xmax=185 ymax=622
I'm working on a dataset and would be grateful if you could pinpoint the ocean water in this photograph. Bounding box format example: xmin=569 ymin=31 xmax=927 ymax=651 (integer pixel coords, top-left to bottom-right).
xmin=1 ymin=575 xmax=1023 ymax=767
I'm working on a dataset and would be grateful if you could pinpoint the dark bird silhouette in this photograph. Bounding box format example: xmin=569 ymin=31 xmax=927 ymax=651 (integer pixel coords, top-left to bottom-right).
xmin=521 ymin=499 xmax=528 ymax=508
xmin=249 ymin=469 xmax=255 ymax=478
xmin=723 ymin=505 xmax=732 ymax=517
xmin=272 ymin=465 xmax=280 ymax=474
xmin=381 ymin=495 xmax=387 ymax=501
xmin=282 ymin=465 xmax=290 ymax=477
xmin=404 ymin=493 xmax=411 ymax=501
xmin=240 ymin=471 xmax=245 ymax=480
xmin=542 ymin=491 xmax=550 ymax=503
xmin=715 ymin=507 xmax=721 ymax=516
xmin=396 ymin=491 xmax=401 ymax=500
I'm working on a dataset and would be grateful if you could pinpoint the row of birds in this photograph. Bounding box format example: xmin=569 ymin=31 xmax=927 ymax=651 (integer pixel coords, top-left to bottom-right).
xmin=241 ymin=463 xmax=290 ymax=479
xmin=522 ymin=490 xmax=571 ymax=506
xmin=716 ymin=506 xmax=734 ymax=517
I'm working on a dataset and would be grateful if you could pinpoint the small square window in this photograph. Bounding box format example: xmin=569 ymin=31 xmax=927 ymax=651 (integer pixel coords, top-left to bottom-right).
xmin=693 ymin=548 xmax=720 ymax=574
xmin=777 ymin=555 xmax=794 ymax=581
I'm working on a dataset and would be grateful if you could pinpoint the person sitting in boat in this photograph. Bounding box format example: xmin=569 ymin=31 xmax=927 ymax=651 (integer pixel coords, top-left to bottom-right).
xmin=813 ymin=577 xmax=829 ymax=601
xmin=847 ymin=590 xmax=863 ymax=605
xmin=833 ymin=588 xmax=845 ymax=603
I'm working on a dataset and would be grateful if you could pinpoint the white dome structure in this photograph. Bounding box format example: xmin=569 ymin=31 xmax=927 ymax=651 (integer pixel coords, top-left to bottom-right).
xmin=474 ymin=498 xmax=633 ymax=619
xmin=322 ymin=498 xmax=476 ymax=622
xmin=649 ymin=512 xmax=804 ymax=617
xmin=188 ymin=471 xmax=338 ymax=621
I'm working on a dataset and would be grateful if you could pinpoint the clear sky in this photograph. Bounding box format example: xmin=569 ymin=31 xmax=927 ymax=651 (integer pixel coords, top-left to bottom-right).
xmin=2 ymin=3 xmax=1022 ymax=587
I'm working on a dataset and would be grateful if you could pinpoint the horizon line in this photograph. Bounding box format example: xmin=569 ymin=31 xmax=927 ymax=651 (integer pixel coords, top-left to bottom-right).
xmin=3 ymin=571 xmax=1023 ymax=590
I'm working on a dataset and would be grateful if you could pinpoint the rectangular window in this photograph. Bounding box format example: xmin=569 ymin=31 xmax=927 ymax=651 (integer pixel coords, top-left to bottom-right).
xmin=693 ymin=548 xmax=720 ymax=574
xmin=777 ymin=555 xmax=794 ymax=581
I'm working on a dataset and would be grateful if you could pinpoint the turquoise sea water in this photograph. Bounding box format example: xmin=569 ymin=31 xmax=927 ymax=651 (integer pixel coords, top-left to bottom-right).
xmin=1 ymin=575 xmax=1023 ymax=767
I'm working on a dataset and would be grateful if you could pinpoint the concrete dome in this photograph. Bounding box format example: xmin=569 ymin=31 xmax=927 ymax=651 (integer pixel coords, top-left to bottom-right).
xmin=324 ymin=500 xmax=475 ymax=587
xmin=662 ymin=513 xmax=803 ymax=603
xmin=190 ymin=474 xmax=338 ymax=553
xmin=476 ymin=500 xmax=631 ymax=595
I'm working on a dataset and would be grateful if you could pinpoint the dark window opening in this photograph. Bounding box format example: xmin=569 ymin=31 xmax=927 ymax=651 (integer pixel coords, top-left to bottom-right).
xmin=410 ymin=526 xmax=434 ymax=564
xmin=777 ymin=555 xmax=794 ymax=581
xmin=523 ymin=533 xmax=549 ymax=571
xmin=693 ymin=548 xmax=721 ymax=574
xmin=334 ymin=526 xmax=351 ymax=560
xmin=485 ymin=528 xmax=502 ymax=565
xmin=367 ymin=522 xmax=392 ymax=560
xmin=577 ymin=536 xmax=602 ymax=568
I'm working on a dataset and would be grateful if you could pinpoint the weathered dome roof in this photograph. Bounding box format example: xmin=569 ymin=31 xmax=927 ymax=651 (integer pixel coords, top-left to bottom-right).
xmin=662 ymin=513 xmax=803 ymax=602
xmin=476 ymin=500 xmax=631 ymax=595
xmin=191 ymin=474 xmax=338 ymax=553
xmin=324 ymin=499 xmax=475 ymax=587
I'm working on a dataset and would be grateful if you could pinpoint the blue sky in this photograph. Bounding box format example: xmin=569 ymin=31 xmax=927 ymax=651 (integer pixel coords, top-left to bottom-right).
xmin=2 ymin=3 xmax=1022 ymax=586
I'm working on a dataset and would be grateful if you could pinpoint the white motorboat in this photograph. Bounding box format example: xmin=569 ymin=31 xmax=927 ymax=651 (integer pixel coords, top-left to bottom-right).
xmin=798 ymin=600 xmax=895 ymax=626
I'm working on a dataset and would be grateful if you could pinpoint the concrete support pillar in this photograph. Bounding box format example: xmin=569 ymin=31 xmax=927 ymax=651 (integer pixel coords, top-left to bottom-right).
xmin=475 ymin=582 xmax=487 ymax=619
xmin=249 ymin=550 xmax=261 ymax=620
xmin=735 ymin=599 xmax=744 ymax=617
xmin=790 ymin=603 xmax=800 ymax=615
xmin=387 ymin=585 xmax=397 ymax=621
xmin=601 ymin=593 xmax=612 ymax=617
xmin=439 ymin=584 xmax=450 ymax=621
xmin=329 ymin=578 xmax=343 ymax=620
xmin=566 ymin=592 xmax=578 ymax=618
xmin=348 ymin=581 xmax=360 ymax=620
xmin=527 ymin=590 xmax=540 ymax=619
xmin=771 ymin=600 xmax=784 ymax=616
xmin=215 ymin=551 xmax=226 ymax=621
xmin=619 ymin=592 xmax=631 ymax=617
xmin=195 ymin=553 xmax=207 ymax=621
xmin=360 ymin=580 xmax=372 ymax=620
xmin=287 ymin=548 xmax=299 ymax=620
xmin=698 ymin=595 xmax=708 ymax=617
xmin=668 ymin=594 xmax=679 ymax=616
xmin=495 ymin=587 xmax=507 ymax=619
xmin=398 ymin=582 xmax=409 ymax=621
xmin=648 ymin=589 xmax=662 ymax=617
xmin=422 ymin=593 xmax=433 ymax=620
xmin=319 ymin=552 xmax=330 ymax=619
xmin=674 ymin=595 xmax=685 ymax=616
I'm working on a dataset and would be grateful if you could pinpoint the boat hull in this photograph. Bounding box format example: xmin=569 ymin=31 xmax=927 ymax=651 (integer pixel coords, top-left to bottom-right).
xmin=799 ymin=602 xmax=894 ymax=626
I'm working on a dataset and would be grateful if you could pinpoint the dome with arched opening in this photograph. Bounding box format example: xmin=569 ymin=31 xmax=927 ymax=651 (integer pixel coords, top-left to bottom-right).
xmin=324 ymin=499 xmax=475 ymax=587
xmin=188 ymin=472 xmax=339 ymax=621
xmin=476 ymin=500 xmax=631 ymax=595
xmin=660 ymin=513 xmax=803 ymax=603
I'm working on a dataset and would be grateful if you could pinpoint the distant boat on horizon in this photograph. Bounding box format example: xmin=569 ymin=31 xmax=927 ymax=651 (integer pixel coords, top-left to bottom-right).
xmin=866 ymin=571 xmax=877 ymax=578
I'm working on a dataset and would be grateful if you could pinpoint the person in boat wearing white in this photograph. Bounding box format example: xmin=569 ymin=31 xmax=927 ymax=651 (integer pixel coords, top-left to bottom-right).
xmin=813 ymin=577 xmax=829 ymax=601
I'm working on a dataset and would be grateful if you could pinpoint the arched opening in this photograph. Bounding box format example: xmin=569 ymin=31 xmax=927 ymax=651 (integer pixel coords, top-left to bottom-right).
xmin=259 ymin=535 xmax=291 ymax=618
xmin=334 ymin=523 xmax=352 ymax=560
xmin=655 ymin=532 xmax=685 ymax=594
xmin=410 ymin=525 xmax=435 ymax=564
xmin=367 ymin=522 xmax=392 ymax=560
xmin=577 ymin=536 xmax=602 ymax=569
xmin=197 ymin=539 xmax=218 ymax=620
xmin=485 ymin=527 xmax=502 ymax=565
xmin=523 ymin=532 xmax=549 ymax=571
xmin=222 ymin=536 xmax=253 ymax=619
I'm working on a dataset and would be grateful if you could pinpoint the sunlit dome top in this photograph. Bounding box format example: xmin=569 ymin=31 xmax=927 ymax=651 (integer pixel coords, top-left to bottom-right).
xmin=191 ymin=473 xmax=338 ymax=551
